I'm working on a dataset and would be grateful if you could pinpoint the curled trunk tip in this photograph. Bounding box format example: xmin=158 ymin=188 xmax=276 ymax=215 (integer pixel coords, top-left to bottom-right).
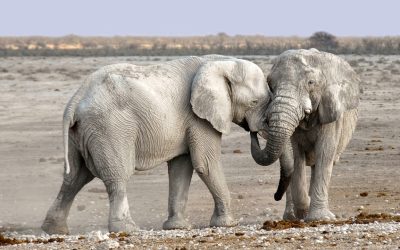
xmin=250 ymin=132 xmax=281 ymax=166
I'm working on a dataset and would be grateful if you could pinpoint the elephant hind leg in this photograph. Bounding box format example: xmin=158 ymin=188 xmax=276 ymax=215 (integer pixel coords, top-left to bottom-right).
xmin=163 ymin=154 xmax=193 ymax=230
xmin=42 ymin=143 xmax=94 ymax=235
xmin=88 ymin=135 xmax=137 ymax=233
xmin=104 ymin=181 xmax=138 ymax=233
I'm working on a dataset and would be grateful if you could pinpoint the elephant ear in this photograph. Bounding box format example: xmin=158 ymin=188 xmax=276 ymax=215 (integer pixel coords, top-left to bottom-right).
xmin=190 ymin=60 xmax=238 ymax=134
xmin=318 ymin=56 xmax=360 ymax=124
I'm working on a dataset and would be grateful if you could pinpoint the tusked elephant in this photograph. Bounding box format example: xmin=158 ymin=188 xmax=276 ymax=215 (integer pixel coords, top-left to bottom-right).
xmin=250 ymin=49 xmax=360 ymax=221
xmin=41 ymin=55 xmax=271 ymax=234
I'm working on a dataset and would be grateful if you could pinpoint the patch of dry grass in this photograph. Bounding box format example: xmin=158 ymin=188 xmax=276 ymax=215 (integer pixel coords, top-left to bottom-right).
xmin=1 ymin=35 xmax=400 ymax=56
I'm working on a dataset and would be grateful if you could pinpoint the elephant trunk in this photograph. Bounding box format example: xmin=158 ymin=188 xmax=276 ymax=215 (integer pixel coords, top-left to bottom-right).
xmin=251 ymin=92 xmax=303 ymax=200
xmin=250 ymin=118 xmax=295 ymax=166
xmin=274 ymin=143 xmax=294 ymax=201
xmin=251 ymin=95 xmax=302 ymax=167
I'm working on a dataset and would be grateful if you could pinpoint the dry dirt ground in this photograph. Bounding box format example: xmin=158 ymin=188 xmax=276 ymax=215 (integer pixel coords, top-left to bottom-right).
xmin=0 ymin=55 xmax=399 ymax=249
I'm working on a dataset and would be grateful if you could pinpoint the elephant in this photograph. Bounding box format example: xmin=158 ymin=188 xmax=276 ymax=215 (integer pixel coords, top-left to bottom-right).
xmin=41 ymin=55 xmax=271 ymax=234
xmin=250 ymin=49 xmax=360 ymax=221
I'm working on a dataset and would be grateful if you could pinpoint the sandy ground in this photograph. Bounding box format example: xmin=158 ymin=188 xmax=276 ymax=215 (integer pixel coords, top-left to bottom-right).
xmin=0 ymin=55 xmax=399 ymax=248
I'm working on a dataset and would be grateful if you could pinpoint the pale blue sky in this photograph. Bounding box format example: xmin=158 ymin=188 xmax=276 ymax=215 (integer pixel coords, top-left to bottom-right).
xmin=1 ymin=0 xmax=399 ymax=36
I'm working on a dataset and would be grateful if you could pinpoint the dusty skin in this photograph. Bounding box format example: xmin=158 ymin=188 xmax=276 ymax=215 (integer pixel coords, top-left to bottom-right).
xmin=0 ymin=56 xmax=399 ymax=248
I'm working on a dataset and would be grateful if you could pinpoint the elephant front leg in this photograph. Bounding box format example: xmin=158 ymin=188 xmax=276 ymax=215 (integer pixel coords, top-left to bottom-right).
xmin=189 ymin=127 xmax=237 ymax=228
xmin=306 ymin=125 xmax=338 ymax=221
xmin=306 ymin=161 xmax=336 ymax=221
xmin=291 ymin=145 xmax=310 ymax=220
xmin=163 ymin=154 xmax=193 ymax=230
xmin=196 ymin=163 xmax=237 ymax=227
xmin=105 ymin=181 xmax=138 ymax=233
xmin=282 ymin=183 xmax=297 ymax=221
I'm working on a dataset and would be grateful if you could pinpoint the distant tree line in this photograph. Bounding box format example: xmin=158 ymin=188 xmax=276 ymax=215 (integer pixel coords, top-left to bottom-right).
xmin=0 ymin=32 xmax=399 ymax=56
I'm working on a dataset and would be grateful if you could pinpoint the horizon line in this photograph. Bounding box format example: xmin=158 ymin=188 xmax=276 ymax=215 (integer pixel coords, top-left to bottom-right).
xmin=1 ymin=33 xmax=400 ymax=38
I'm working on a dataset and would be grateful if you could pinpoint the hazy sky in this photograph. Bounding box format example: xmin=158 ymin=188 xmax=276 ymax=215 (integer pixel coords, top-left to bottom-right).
xmin=1 ymin=0 xmax=399 ymax=37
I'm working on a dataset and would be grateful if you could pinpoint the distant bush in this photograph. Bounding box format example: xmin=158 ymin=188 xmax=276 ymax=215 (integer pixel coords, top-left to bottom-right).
xmin=308 ymin=31 xmax=339 ymax=52
xmin=0 ymin=34 xmax=399 ymax=56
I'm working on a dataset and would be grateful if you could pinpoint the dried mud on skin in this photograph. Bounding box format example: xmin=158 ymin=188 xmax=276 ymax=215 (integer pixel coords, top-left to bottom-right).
xmin=262 ymin=212 xmax=400 ymax=231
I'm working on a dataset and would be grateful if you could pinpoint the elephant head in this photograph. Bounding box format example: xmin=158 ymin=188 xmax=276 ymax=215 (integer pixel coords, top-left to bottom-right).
xmin=190 ymin=58 xmax=270 ymax=135
xmin=251 ymin=49 xmax=360 ymax=172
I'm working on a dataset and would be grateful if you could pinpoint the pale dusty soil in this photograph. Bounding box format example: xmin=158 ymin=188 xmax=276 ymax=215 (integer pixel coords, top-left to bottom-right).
xmin=0 ymin=55 xmax=399 ymax=249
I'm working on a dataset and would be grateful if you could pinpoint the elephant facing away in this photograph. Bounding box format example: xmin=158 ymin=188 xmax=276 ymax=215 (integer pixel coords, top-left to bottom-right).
xmin=251 ymin=49 xmax=360 ymax=221
xmin=42 ymin=55 xmax=270 ymax=234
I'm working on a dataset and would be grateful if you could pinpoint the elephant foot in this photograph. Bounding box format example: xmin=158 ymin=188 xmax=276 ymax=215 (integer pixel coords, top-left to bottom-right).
xmin=283 ymin=210 xmax=297 ymax=221
xmin=210 ymin=214 xmax=237 ymax=228
xmin=294 ymin=208 xmax=308 ymax=220
xmin=282 ymin=203 xmax=296 ymax=221
xmin=283 ymin=207 xmax=308 ymax=221
xmin=109 ymin=219 xmax=139 ymax=233
xmin=305 ymin=208 xmax=336 ymax=221
xmin=41 ymin=218 xmax=69 ymax=235
xmin=163 ymin=216 xmax=191 ymax=230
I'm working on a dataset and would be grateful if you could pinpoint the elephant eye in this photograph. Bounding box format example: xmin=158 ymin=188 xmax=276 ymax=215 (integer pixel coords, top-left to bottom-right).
xmin=308 ymin=80 xmax=316 ymax=85
xmin=250 ymin=99 xmax=259 ymax=106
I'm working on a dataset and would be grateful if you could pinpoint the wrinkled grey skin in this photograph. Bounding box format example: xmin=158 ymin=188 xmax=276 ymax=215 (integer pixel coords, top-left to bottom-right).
xmin=251 ymin=49 xmax=359 ymax=221
xmin=41 ymin=55 xmax=270 ymax=234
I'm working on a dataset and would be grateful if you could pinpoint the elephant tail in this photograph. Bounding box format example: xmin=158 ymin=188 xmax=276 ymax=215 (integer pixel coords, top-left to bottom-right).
xmin=63 ymin=88 xmax=83 ymax=175
xmin=63 ymin=103 xmax=76 ymax=175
